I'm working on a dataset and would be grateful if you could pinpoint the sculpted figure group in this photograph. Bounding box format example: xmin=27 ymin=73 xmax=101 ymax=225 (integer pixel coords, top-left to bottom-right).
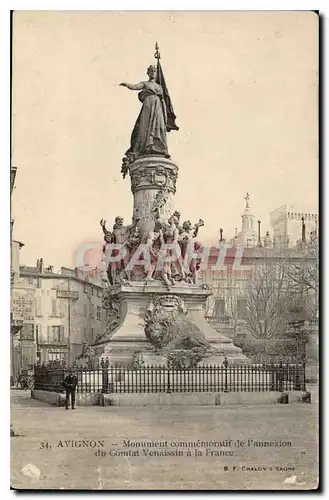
xmin=100 ymin=214 xmax=141 ymax=285
xmin=100 ymin=208 xmax=204 ymax=288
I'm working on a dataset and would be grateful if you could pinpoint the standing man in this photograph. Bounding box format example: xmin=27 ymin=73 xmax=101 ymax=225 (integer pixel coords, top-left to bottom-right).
xmin=63 ymin=369 xmax=78 ymax=410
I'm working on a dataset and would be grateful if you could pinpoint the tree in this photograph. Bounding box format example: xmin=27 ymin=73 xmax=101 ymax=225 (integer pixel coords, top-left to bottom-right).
xmin=242 ymin=254 xmax=290 ymax=340
xmin=286 ymin=240 xmax=318 ymax=292
xmin=285 ymin=237 xmax=319 ymax=318
xmin=284 ymin=297 xmax=308 ymax=360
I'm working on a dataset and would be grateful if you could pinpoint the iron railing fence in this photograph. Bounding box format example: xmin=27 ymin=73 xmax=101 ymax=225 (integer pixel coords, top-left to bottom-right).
xmin=33 ymin=359 xmax=306 ymax=394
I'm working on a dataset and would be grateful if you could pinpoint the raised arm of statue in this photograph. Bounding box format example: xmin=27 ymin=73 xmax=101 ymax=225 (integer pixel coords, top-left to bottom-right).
xmin=193 ymin=226 xmax=199 ymax=239
xmin=193 ymin=219 xmax=205 ymax=238
xmin=119 ymin=82 xmax=144 ymax=91
xmin=100 ymin=219 xmax=113 ymax=243
xmin=100 ymin=219 xmax=109 ymax=235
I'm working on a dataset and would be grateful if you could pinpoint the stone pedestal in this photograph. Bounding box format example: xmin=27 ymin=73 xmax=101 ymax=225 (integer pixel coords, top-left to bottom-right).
xmin=93 ymin=154 xmax=247 ymax=368
xmin=129 ymin=156 xmax=178 ymax=232
xmin=98 ymin=281 xmax=246 ymax=366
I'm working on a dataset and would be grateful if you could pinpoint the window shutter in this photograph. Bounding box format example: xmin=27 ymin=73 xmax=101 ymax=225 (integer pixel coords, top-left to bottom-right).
xmin=47 ymin=325 xmax=51 ymax=342
xmin=60 ymin=325 xmax=64 ymax=342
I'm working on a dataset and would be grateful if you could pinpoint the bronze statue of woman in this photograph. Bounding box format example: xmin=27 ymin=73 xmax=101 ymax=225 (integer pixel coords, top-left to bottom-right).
xmin=120 ymin=65 xmax=169 ymax=162
xmin=120 ymin=48 xmax=178 ymax=165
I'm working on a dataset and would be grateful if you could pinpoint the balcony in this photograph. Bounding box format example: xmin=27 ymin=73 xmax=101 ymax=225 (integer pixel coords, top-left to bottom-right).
xmin=56 ymin=290 xmax=79 ymax=299
xmin=38 ymin=338 xmax=68 ymax=346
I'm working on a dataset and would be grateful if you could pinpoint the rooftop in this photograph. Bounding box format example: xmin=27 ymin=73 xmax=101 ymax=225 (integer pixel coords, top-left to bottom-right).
xmin=19 ymin=261 xmax=103 ymax=287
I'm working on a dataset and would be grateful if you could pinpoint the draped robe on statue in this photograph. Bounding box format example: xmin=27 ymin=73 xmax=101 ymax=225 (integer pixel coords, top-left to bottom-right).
xmin=125 ymin=61 xmax=178 ymax=161
xmin=125 ymin=81 xmax=168 ymax=161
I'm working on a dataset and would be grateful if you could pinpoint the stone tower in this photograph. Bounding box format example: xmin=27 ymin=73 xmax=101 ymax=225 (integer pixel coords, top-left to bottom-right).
xmin=237 ymin=192 xmax=257 ymax=248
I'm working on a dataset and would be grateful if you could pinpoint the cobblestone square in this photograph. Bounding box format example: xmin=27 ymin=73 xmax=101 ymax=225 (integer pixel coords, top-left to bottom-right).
xmin=11 ymin=390 xmax=318 ymax=490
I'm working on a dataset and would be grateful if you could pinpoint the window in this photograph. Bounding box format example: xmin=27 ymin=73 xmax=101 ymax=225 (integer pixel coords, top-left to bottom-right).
xmin=91 ymin=328 xmax=94 ymax=340
xmin=84 ymin=304 xmax=88 ymax=318
xmin=52 ymin=326 xmax=61 ymax=342
xmin=47 ymin=325 xmax=63 ymax=343
xmin=52 ymin=299 xmax=57 ymax=316
xmin=27 ymin=277 xmax=33 ymax=285
xmin=91 ymin=304 xmax=95 ymax=319
xmin=20 ymin=324 xmax=34 ymax=341
xmin=97 ymin=306 xmax=101 ymax=321
xmin=35 ymin=325 xmax=41 ymax=344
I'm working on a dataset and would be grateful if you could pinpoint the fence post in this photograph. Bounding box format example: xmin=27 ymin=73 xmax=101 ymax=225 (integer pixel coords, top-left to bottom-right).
xmin=302 ymin=358 xmax=306 ymax=391
xmin=270 ymin=362 xmax=275 ymax=391
xmin=101 ymin=357 xmax=110 ymax=393
xmin=166 ymin=366 xmax=171 ymax=394
xmin=278 ymin=360 xmax=284 ymax=392
xmin=293 ymin=361 xmax=301 ymax=391
xmin=223 ymin=358 xmax=229 ymax=393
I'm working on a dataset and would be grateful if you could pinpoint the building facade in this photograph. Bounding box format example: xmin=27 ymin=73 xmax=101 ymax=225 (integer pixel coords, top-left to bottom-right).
xmin=203 ymin=246 xmax=318 ymax=329
xmin=11 ymin=166 xmax=36 ymax=379
xmin=19 ymin=261 xmax=105 ymax=365
xmin=203 ymin=196 xmax=318 ymax=370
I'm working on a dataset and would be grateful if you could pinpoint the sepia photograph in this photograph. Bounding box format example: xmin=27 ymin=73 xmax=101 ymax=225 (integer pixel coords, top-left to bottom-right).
xmin=10 ymin=10 xmax=319 ymax=490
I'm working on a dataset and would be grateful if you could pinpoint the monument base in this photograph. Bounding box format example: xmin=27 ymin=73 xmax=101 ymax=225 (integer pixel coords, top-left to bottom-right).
xmin=96 ymin=281 xmax=247 ymax=366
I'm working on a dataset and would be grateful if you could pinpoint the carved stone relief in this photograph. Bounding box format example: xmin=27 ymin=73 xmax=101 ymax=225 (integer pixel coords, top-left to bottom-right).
xmin=144 ymin=295 xmax=213 ymax=361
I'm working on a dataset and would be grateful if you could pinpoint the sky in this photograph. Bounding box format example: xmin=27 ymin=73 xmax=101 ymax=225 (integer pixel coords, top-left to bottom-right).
xmin=11 ymin=11 xmax=318 ymax=269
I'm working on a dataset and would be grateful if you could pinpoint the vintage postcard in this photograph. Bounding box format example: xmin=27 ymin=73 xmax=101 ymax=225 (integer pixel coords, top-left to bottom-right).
xmin=10 ymin=10 xmax=319 ymax=490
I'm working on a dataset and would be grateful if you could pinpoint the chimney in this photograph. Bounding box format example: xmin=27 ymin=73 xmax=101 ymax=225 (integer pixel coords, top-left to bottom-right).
xmin=38 ymin=258 xmax=44 ymax=273
xmin=235 ymin=228 xmax=238 ymax=238
xmin=219 ymin=228 xmax=223 ymax=242
xmin=301 ymin=217 xmax=306 ymax=244
xmin=257 ymin=220 xmax=262 ymax=247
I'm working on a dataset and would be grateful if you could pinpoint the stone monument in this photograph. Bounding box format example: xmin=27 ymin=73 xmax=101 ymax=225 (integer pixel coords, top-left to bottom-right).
xmin=89 ymin=44 xmax=246 ymax=368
